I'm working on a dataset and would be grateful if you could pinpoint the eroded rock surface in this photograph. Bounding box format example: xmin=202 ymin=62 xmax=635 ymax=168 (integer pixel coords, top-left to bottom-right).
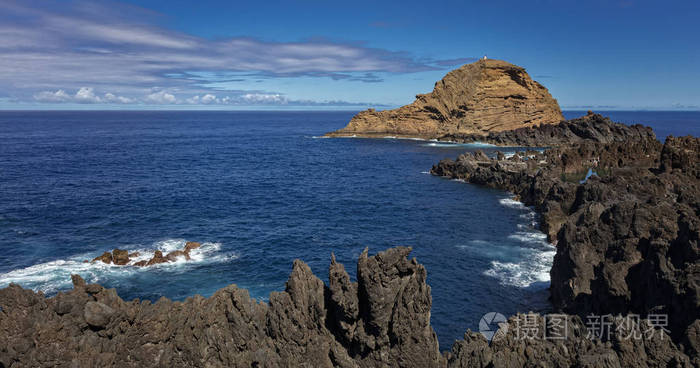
xmin=325 ymin=59 xmax=563 ymax=139
xmin=439 ymin=111 xmax=656 ymax=147
xmin=432 ymin=134 xmax=700 ymax=353
xmin=1 ymin=246 xmax=696 ymax=367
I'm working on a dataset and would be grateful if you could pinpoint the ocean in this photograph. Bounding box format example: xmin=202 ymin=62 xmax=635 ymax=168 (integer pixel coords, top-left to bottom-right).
xmin=0 ymin=110 xmax=698 ymax=348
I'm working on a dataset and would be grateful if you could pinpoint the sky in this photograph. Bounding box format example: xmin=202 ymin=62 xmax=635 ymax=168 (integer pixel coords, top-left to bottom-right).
xmin=0 ymin=0 xmax=698 ymax=110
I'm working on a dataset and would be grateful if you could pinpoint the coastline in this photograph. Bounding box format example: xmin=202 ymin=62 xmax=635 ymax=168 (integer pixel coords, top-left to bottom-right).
xmin=1 ymin=113 xmax=698 ymax=366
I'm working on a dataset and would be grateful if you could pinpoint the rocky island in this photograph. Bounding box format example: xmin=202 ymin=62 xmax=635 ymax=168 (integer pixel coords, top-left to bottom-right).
xmin=325 ymin=59 xmax=564 ymax=139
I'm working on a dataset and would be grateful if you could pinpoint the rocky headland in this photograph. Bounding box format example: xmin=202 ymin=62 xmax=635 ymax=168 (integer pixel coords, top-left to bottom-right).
xmin=432 ymin=132 xmax=699 ymax=361
xmin=325 ymin=59 xmax=564 ymax=139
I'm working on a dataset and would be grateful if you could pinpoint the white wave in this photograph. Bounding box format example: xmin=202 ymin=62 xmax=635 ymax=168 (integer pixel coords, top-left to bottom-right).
xmin=508 ymin=231 xmax=548 ymax=244
xmin=420 ymin=171 xmax=431 ymax=174
xmin=498 ymin=198 xmax=525 ymax=209
xmin=469 ymin=141 xmax=497 ymax=147
xmin=0 ymin=239 xmax=238 ymax=295
xmin=484 ymin=245 xmax=556 ymax=288
xmin=469 ymin=239 xmax=491 ymax=246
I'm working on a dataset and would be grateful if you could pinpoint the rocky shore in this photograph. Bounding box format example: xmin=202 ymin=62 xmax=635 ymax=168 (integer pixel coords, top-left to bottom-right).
xmin=1 ymin=110 xmax=698 ymax=366
xmin=432 ymin=130 xmax=699 ymax=363
xmin=1 ymin=246 xmax=695 ymax=367
xmin=437 ymin=111 xmax=657 ymax=147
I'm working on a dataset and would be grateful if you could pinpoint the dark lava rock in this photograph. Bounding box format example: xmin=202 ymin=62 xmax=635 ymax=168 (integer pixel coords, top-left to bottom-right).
xmin=184 ymin=241 xmax=201 ymax=253
xmin=165 ymin=250 xmax=190 ymax=262
xmin=432 ymin=133 xmax=700 ymax=353
xmin=91 ymin=251 xmax=113 ymax=264
xmin=145 ymin=250 xmax=168 ymax=266
xmin=1 ymin=247 xmax=696 ymax=367
xmin=439 ymin=112 xmax=656 ymax=147
xmin=112 ymin=249 xmax=130 ymax=265
xmin=84 ymin=301 xmax=114 ymax=328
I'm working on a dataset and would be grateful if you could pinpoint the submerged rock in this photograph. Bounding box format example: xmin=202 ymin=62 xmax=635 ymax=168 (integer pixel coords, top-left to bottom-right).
xmin=325 ymin=59 xmax=563 ymax=139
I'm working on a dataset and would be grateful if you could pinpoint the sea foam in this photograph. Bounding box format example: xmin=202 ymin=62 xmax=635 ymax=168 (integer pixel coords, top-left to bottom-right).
xmin=0 ymin=239 xmax=237 ymax=295
xmin=481 ymin=197 xmax=555 ymax=288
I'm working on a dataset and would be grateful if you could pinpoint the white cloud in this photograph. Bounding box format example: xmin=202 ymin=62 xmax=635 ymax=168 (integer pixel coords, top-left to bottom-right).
xmin=0 ymin=0 xmax=435 ymax=106
xmin=242 ymin=93 xmax=286 ymax=104
xmin=74 ymin=87 xmax=101 ymax=103
xmin=33 ymin=89 xmax=72 ymax=102
xmin=33 ymin=87 xmax=135 ymax=104
xmin=144 ymin=91 xmax=177 ymax=104
xmin=104 ymin=93 xmax=133 ymax=104
xmin=200 ymin=94 xmax=217 ymax=104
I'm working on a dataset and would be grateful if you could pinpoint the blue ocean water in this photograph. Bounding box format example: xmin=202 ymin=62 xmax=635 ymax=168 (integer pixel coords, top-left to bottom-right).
xmin=0 ymin=110 xmax=697 ymax=348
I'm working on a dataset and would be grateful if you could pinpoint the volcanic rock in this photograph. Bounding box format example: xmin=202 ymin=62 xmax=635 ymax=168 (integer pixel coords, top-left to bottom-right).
xmin=145 ymin=250 xmax=168 ymax=266
xmin=431 ymin=133 xmax=700 ymax=347
xmin=165 ymin=250 xmax=190 ymax=262
xmin=439 ymin=111 xmax=656 ymax=147
xmin=325 ymin=59 xmax=563 ymax=139
xmin=111 ymin=249 xmax=130 ymax=265
xmin=91 ymin=251 xmax=113 ymax=264
xmin=83 ymin=301 xmax=114 ymax=328
xmin=184 ymin=241 xmax=201 ymax=253
xmin=0 ymin=247 xmax=694 ymax=367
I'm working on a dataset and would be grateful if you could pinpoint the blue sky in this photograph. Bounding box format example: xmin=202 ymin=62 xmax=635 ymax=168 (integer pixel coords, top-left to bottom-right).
xmin=0 ymin=0 xmax=698 ymax=110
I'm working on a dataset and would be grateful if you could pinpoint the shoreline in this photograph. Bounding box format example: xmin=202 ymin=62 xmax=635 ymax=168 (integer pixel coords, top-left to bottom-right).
xmin=431 ymin=133 xmax=699 ymax=346
xmin=1 ymin=114 xmax=698 ymax=366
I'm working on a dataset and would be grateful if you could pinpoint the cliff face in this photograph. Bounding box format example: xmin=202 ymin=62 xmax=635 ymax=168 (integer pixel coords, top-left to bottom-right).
xmin=432 ymin=133 xmax=700 ymax=357
xmin=325 ymin=59 xmax=564 ymax=138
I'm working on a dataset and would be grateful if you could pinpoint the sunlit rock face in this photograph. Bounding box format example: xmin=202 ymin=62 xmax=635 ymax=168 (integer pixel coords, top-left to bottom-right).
xmin=326 ymin=59 xmax=564 ymax=139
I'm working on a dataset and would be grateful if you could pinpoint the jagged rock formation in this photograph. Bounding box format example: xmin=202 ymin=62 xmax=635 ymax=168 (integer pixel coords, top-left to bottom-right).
xmin=325 ymin=59 xmax=564 ymax=139
xmin=431 ymin=134 xmax=700 ymax=354
xmin=438 ymin=111 xmax=657 ymax=147
xmin=0 ymin=248 xmax=445 ymax=367
xmin=1 ymin=247 xmax=695 ymax=367
xmin=87 ymin=242 xmax=201 ymax=267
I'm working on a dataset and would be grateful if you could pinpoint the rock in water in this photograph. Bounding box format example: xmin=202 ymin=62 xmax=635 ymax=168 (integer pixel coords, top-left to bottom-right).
xmin=325 ymin=59 xmax=563 ymax=138
xmin=184 ymin=241 xmax=201 ymax=253
xmin=111 ymin=249 xmax=130 ymax=265
xmin=91 ymin=251 xmax=113 ymax=264
xmin=145 ymin=250 xmax=168 ymax=266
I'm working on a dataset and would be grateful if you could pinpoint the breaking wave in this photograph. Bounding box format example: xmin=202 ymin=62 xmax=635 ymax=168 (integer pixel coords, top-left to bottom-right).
xmin=0 ymin=239 xmax=237 ymax=295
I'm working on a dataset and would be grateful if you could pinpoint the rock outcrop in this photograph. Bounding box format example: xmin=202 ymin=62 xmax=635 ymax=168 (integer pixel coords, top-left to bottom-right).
xmin=438 ymin=111 xmax=657 ymax=147
xmin=325 ymin=59 xmax=563 ymax=139
xmin=87 ymin=242 xmax=203 ymax=267
xmin=431 ymin=134 xmax=700 ymax=351
xmin=1 ymin=247 xmax=695 ymax=367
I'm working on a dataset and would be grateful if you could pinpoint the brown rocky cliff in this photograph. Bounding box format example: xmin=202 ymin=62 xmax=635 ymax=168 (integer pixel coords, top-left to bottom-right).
xmin=325 ymin=59 xmax=563 ymax=138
